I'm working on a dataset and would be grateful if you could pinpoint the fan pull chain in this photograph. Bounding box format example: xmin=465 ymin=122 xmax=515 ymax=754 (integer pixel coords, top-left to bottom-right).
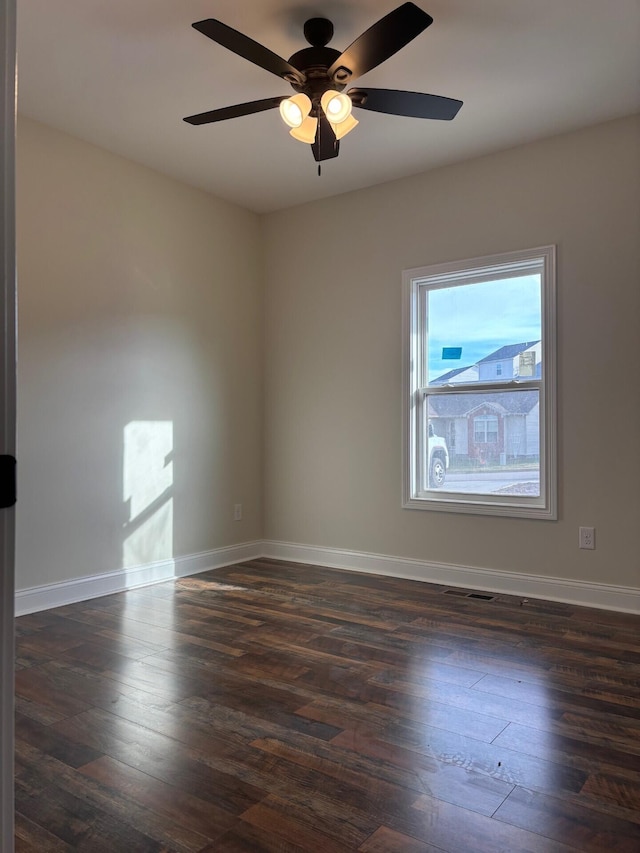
xmin=318 ymin=165 xmax=321 ymax=177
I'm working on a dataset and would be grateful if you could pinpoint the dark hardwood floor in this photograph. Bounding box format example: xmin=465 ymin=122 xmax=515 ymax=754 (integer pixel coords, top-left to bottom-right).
xmin=14 ymin=558 xmax=640 ymax=852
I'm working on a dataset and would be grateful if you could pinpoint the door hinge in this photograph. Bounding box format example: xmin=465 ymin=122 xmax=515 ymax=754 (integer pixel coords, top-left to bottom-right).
xmin=0 ymin=455 xmax=16 ymax=508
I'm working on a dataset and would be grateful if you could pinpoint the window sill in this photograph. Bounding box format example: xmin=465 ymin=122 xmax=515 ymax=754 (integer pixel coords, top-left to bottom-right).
xmin=403 ymin=494 xmax=557 ymax=520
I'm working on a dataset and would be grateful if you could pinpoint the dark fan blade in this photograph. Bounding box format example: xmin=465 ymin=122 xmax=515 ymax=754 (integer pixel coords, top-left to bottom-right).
xmin=349 ymin=88 xmax=462 ymax=120
xmin=327 ymin=3 xmax=432 ymax=83
xmin=193 ymin=19 xmax=305 ymax=85
xmin=311 ymin=114 xmax=339 ymax=162
xmin=184 ymin=97 xmax=286 ymax=126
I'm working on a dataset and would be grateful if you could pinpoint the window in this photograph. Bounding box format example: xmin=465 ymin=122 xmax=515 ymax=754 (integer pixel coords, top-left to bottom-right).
xmin=402 ymin=246 xmax=556 ymax=519
xmin=474 ymin=415 xmax=498 ymax=444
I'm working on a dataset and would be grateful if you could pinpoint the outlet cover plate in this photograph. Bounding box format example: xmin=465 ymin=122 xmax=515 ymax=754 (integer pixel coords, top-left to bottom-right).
xmin=579 ymin=526 xmax=595 ymax=549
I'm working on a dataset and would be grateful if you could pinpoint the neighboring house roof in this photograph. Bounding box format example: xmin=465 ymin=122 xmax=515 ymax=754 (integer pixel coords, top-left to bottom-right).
xmin=477 ymin=341 xmax=540 ymax=363
xmin=429 ymin=390 xmax=539 ymax=418
xmin=433 ymin=341 xmax=542 ymax=385
xmin=431 ymin=365 xmax=476 ymax=385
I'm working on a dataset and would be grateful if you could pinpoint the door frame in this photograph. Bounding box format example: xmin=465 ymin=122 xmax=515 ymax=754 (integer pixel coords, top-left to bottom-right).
xmin=0 ymin=0 xmax=17 ymax=850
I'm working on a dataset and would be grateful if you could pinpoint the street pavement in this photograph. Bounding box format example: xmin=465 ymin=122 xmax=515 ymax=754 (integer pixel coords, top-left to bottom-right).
xmin=440 ymin=469 xmax=540 ymax=495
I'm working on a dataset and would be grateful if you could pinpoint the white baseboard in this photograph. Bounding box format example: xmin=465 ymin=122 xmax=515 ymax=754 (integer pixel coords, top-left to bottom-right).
xmin=261 ymin=540 xmax=640 ymax=615
xmin=15 ymin=538 xmax=640 ymax=616
xmin=14 ymin=541 xmax=262 ymax=616
xmin=173 ymin=542 xmax=262 ymax=579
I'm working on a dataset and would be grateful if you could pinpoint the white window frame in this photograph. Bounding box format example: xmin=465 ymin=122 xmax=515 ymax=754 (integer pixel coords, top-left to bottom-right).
xmin=402 ymin=245 xmax=557 ymax=520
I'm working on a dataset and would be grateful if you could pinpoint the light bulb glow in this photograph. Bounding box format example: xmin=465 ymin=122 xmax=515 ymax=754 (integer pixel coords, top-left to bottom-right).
xmin=281 ymin=100 xmax=302 ymax=127
xmin=279 ymin=94 xmax=312 ymax=129
xmin=321 ymin=91 xmax=352 ymax=125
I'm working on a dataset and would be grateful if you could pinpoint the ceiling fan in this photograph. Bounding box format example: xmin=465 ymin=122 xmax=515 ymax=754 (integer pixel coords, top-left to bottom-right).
xmin=183 ymin=2 xmax=462 ymax=164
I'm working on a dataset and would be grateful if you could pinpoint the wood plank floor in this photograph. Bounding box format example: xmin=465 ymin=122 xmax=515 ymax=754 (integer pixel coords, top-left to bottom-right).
xmin=14 ymin=558 xmax=640 ymax=852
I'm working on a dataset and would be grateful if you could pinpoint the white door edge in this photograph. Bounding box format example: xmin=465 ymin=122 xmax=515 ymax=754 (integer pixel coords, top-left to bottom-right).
xmin=0 ymin=0 xmax=17 ymax=850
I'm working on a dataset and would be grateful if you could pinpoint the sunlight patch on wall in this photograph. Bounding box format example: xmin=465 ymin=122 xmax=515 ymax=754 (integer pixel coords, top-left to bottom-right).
xmin=122 ymin=421 xmax=174 ymax=571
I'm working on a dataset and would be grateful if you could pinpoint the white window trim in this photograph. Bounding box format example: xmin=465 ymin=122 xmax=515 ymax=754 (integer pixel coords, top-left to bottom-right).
xmin=402 ymin=245 xmax=557 ymax=520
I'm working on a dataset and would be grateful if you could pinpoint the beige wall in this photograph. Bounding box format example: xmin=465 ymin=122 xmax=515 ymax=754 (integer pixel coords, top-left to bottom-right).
xmin=263 ymin=115 xmax=640 ymax=589
xmin=16 ymin=114 xmax=640 ymax=595
xmin=16 ymin=117 xmax=263 ymax=589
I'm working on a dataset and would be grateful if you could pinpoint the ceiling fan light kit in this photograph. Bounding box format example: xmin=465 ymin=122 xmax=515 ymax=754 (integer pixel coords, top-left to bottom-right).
xmin=331 ymin=113 xmax=359 ymax=141
xmin=184 ymin=2 xmax=462 ymax=165
xmin=279 ymin=93 xmax=311 ymax=128
xmin=320 ymin=91 xmax=352 ymax=124
xmin=289 ymin=115 xmax=318 ymax=144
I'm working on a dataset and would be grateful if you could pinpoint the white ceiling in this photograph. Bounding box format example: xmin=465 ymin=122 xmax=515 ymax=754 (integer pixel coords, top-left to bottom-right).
xmin=17 ymin=0 xmax=640 ymax=213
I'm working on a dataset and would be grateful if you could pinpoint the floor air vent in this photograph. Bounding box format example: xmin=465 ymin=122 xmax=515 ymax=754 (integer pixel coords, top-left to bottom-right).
xmin=443 ymin=589 xmax=496 ymax=601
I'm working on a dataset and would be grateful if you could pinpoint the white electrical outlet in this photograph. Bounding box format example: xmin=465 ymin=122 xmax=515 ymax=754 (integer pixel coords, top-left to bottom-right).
xmin=234 ymin=503 xmax=242 ymax=521
xmin=579 ymin=526 xmax=595 ymax=550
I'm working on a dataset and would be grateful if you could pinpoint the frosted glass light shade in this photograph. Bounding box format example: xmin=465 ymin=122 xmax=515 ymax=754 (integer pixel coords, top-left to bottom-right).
xmin=279 ymin=94 xmax=312 ymax=128
xmin=320 ymin=91 xmax=352 ymax=124
xmin=332 ymin=113 xmax=359 ymax=140
xmin=289 ymin=115 xmax=318 ymax=144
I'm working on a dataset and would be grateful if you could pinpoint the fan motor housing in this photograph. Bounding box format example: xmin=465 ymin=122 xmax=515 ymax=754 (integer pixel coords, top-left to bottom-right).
xmin=287 ymin=46 xmax=345 ymax=111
